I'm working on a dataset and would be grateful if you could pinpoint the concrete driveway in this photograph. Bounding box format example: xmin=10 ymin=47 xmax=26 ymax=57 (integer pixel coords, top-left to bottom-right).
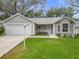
xmin=0 ymin=36 xmax=26 ymax=57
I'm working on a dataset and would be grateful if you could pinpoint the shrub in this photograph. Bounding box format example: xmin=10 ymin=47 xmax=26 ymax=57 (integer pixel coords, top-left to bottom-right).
xmin=74 ymin=34 xmax=79 ymax=39
xmin=0 ymin=27 xmax=5 ymax=36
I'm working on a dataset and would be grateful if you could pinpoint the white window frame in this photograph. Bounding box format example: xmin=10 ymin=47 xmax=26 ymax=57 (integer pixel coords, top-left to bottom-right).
xmin=62 ymin=23 xmax=69 ymax=32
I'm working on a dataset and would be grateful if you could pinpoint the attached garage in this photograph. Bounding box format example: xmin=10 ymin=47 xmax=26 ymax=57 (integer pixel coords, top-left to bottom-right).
xmin=3 ymin=13 xmax=35 ymax=36
xmin=5 ymin=24 xmax=24 ymax=35
xmin=5 ymin=24 xmax=32 ymax=36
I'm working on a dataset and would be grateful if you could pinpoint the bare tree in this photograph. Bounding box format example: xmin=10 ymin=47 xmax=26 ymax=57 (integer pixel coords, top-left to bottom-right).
xmin=0 ymin=0 xmax=46 ymax=15
xmin=65 ymin=0 xmax=79 ymax=13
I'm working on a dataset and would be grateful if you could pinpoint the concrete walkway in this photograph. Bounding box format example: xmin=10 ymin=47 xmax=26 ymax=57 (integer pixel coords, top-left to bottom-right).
xmin=28 ymin=35 xmax=59 ymax=38
xmin=0 ymin=36 xmax=26 ymax=57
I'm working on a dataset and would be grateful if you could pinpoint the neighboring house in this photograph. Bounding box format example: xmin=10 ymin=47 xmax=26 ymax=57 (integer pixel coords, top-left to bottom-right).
xmin=1 ymin=13 xmax=79 ymax=36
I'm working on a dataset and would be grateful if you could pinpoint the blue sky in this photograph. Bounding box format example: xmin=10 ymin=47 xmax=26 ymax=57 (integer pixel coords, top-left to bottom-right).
xmin=45 ymin=0 xmax=70 ymax=10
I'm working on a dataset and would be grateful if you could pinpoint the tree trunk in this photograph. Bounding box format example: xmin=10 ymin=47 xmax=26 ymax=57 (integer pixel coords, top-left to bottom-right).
xmin=14 ymin=0 xmax=17 ymax=14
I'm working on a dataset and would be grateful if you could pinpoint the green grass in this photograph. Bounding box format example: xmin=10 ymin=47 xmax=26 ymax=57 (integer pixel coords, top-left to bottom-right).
xmin=1 ymin=37 xmax=79 ymax=59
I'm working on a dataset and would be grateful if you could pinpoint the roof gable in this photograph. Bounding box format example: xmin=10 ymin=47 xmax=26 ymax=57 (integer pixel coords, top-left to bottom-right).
xmin=3 ymin=13 xmax=34 ymax=23
xmin=55 ymin=17 xmax=75 ymax=24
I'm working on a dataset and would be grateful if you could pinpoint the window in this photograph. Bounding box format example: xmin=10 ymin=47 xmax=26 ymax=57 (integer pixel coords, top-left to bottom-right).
xmin=42 ymin=25 xmax=46 ymax=30
xmin=63 ymin=24 xmax=68 ymax=32
xmin=58 ymin=25 xmax=60 ymax=32
xmin=38 ymin=26 xmax=41 ymax=29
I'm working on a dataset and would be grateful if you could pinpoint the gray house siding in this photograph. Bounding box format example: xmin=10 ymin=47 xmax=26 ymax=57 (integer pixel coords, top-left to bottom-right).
xmin=4 ymin=16 xmax=33 ymax=23
xmin=2 ymin=13 xmax=78 ymax=36
xmin=75 ymin=21 xmax=79 ymax=35
xmin=75 ymin=27 xmax=79 ymax=35
xmin=55 ymin=19 xmax=74 ymax=36
xmin=3 ymin=15 xmax=35 ymax=35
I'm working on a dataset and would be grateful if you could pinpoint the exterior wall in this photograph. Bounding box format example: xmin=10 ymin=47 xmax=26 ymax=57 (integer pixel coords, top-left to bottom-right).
xmin=36 ymin=19 xmax=74 ymax=36
xmin=3 ymin=15 xmax=76 ymax=36
xmin=31 ymin=23 xmax=36 ymax=35
xmin=55 ymin=19 xmax=74 ymax=36
xmin=75 ymin=27 xmax=79 ymax=35
xmin=4 ymin=16 xmax=33 ymax=24
xmin=75 ymin=21 xmax=79 ymax=35
xmin=3 ymin=15 xmax=35 ymax=35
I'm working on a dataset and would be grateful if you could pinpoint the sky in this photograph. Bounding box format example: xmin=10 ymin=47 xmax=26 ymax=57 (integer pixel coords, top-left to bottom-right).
xmin=45 ymin=0 xmax=70 ymax=10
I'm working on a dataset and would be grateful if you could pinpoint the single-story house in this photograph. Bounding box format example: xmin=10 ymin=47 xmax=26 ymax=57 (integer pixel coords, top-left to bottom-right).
xmin=2 ymin=13 xmax=79 ymax=36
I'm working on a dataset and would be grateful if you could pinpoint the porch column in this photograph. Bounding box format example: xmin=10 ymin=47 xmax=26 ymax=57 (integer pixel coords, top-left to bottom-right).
xmin=72 ymin=24 xmax=75 ymax=36
xmin=33 ymin=23 xmax=35 ymax=35
xmin=53 ymin=24 xmax=56 ymax=35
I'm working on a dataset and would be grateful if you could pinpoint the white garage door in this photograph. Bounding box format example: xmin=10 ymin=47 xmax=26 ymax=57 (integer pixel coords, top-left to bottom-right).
xmin=5 ymin=24 xmax=31 ymax=36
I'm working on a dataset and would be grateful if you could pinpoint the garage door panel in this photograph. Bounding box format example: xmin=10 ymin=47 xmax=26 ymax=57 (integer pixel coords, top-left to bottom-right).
xmin=6 ymin=25 xmax=24 ymax=35
xmin=5 ymin=24 xmax=32 ymax=36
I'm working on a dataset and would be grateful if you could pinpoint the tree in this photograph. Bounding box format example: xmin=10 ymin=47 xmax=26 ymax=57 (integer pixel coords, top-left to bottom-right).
xmin=46 ymin=8 xmax=56 ymax=17
xmin=65 ymin=0 xmax=79 ymax=13
xmin=65 ymin=0 xmax=79 ymax=7
xmin=0 ymin=0 xmax=46 ymax=15
xmin=46 ymin=7 xmax=73 ymax=17
xmin=0 ymin=0 xmax=2 ymax=11
xmin=64 ymin=7 xmax=73 ymax=17
xmin=25 ymin=10 xmax=34 ymax=18
xmin=24 ymin=10 xmax=44 ymax=18
xmin=0 ymin=12 xmax=10 ymax=21
xmin=34 ymin=10 xmax=43 ymax=17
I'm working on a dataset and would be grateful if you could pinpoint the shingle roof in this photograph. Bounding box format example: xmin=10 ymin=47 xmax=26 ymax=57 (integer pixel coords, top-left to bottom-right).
xmin=3 ymin=13 xmax=74 ymax=24
xmin=28 ymin=17 xmax=62 ymax=24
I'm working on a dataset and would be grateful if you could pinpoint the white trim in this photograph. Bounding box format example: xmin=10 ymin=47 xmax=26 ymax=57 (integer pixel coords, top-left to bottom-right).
xmin=3 ymin=23 xmax=32 ymax=27
xmin=2 ymin=13 xmax=34 ymax=23
xmin=53 ymin=24 xmax=56 ymax=35
xmin=62 ymin=23 xmax=69 ymax=33
xmin=33 ymin=23 xmax=35 ymax=35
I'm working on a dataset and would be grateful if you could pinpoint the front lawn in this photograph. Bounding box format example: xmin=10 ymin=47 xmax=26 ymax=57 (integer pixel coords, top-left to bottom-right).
xmin=1 ymin=37 xmax=79 ymax=59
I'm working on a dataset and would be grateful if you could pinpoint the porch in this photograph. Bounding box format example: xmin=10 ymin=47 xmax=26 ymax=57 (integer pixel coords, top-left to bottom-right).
xmin=35 ymin=24 xmax=56 ymax=35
